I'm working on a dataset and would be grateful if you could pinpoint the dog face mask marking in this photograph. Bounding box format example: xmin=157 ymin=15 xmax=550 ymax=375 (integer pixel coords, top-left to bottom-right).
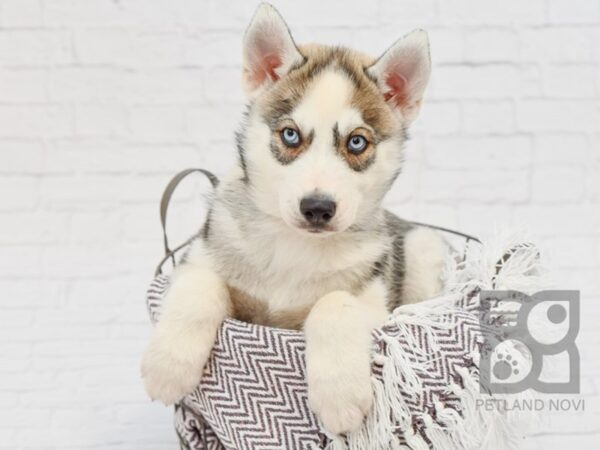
xmin=238 ymin=4 xmax=431 ymax=236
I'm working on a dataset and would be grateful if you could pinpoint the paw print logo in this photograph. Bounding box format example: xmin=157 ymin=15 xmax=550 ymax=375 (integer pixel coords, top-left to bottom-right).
xmin=494 ymin=352 xmax=519 ymax=380
xmin=479 ymin=290 xmax=579 ymax=394
xmin=489 ymin=340 xmax=531 ymax=385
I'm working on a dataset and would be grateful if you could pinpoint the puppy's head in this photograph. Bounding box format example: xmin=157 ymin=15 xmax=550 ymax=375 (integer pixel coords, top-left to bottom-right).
xmin=237 ymin=3 xmax=430 ymax=236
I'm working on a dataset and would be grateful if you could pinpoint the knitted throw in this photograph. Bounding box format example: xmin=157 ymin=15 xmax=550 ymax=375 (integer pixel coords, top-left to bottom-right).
xmin=145 ymin=237 xmax=542 ymax=450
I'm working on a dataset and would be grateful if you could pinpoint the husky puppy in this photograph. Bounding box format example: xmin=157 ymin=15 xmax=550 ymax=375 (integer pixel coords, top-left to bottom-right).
xmin=141 ymin=3 xmax=446 ymax=435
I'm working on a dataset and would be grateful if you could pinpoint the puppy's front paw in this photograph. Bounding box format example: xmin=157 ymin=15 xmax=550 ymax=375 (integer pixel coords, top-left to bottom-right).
xmin=141 ymin=330 xmax=212 ymax=405
xmin=308 ymin=365 xmax=373 ymax=435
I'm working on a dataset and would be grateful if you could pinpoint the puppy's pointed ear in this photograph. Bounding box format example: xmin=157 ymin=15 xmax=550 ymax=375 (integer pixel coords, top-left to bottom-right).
xmin=242 ymin=3 xmax=303 ymax=95
xmin=366 ymin=30 xmax=431 ymax=123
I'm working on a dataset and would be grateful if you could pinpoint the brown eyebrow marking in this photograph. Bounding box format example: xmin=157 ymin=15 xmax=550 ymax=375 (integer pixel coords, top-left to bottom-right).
xmin=269 ymin=119 xmax=314 ymax=164
xmin=254 ymin=44 xmax=406 ymax=170
xmin=257 ymin=44 xmax=398 ymax=140
xmin=336 ymin=126 xmax=377 ymax=172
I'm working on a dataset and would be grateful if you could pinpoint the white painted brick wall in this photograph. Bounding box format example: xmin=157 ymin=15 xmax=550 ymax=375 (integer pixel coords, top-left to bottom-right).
xmin=0 ymin=0 xmax=599 ymax=448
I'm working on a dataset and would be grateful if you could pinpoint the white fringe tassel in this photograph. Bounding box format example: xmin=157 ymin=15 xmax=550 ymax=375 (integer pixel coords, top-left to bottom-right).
xmin=325 ymin=232 xmax=546 ymax=450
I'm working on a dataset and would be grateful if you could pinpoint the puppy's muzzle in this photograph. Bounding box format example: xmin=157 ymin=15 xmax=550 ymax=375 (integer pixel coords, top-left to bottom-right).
xmin=300 ymin=195 xmax=336 ymax=227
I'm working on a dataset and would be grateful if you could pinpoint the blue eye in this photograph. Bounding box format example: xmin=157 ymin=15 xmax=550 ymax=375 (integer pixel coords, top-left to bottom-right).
xmin=347 ymin=135 xmax=368 ymax=154
xmin=281 ymin=127 xmax=301 ymax=147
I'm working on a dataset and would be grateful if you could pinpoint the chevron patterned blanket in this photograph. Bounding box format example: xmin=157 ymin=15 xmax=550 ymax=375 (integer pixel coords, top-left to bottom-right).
xmin=145 ymin=239 xmax=541 ymax=450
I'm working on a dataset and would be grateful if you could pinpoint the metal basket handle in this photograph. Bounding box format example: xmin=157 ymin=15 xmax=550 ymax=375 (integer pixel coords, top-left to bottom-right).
xmin=155 ymin=168 xmax=219 ymax=276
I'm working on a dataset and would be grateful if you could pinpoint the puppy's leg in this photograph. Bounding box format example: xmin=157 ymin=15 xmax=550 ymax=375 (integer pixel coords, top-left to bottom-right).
xmin=402 ymin=227 xmax=447 ymax=304
xmin=141 ymin=243 xmax=230 ymax=404
xmin=305 ymin=280 xmax=388 ymax=435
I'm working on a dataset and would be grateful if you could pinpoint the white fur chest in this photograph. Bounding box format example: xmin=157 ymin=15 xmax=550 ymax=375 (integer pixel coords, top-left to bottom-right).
xmin=204 ymin=200 xmax=387 ymax=313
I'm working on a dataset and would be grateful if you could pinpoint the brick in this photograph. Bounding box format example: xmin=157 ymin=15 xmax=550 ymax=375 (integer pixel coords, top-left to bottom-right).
xmin=465 ymin=29 xmax=519 ymax=62
xmin=0 ymin=0 xmax=43 ymax=27
xmin=40 ymin=176 xmax=123 ymax=208
xmin=69 ymin=211 xmax=121 ymax=244
xmin=0 ymin=280 xmax=44 ymax=308
xmin=67 ymin=278 xmax=134 ymax=307
xmin=593 ymin=135 xmax=600 ymax=162
xmin=203 ymin=67 xmax=245 ymax=105
xmin=0 ymin=211 xmax=67 ymax=245
xmin=74 ymin=105 xmax=128 ymax=138
xmin=48 ymin=142 xmax=197 ymax=177
xmin=587 ymin=159 xmax=600 ymax=201
xmin=534 ymin=134 xmax=589 ymax=164
xmin=0 ymin=105 xmax=73 ymax=138
xmin=542 ymin=65 xmax=598 ymax=98
xmin=128 ymin=32 xmax=185 ymax=68
xmin=0 ymin=177 xmax=37 ymax=211
xmin=378 ymin=0 xmax=437 ymax=24
xmin=0 ymin=409 xmax=51 ymax=428
xmin=78 ymin=29 xmax=186 ymax=69
xmin=122 ymin=145 xmax=203 ymax=173
xmin=462 ymin=101 xmax=515 ymax=134
xmin=518 ymin=64 xmax=544 ymax=97
xmin=117 ymin=174 xmax=177 ymax=203
xmin=559 ymin=271 xmax=600 ymax=298
xmin=42 ymin=245 xmax=126 ymax=278
xmin=44 ymin=0 xmax=129 ymax=27
xmin=521 ymin=28 xmax=594 ymax=63
xmin=0 ymin=310 xmax=33 ymax=329
xmin=0 ymin=279 xmax=64 ymax=309
xmin=0 ymin=141 xmax=44 ymax=174
xmin=130 ymin=106 xmax=186 ymax=141
xmin=80 ymin=364 xmax=145 ymax=387
xmin=419 ymin=168 xmax=530 ymax=203
xmin=0 ymin=323 xmax=106 ymax=343
xmin=438 ymin=0 xmax=545 ymax=25
xmin=0 ymin=30 xmax=72 ymax=66
xmin=186 ymin=105 xmax=241 ymax=142
xmin=120 ymin=0 xmax=180 ymax=28
xmin=531 ymin=166 xmax=585 ymax=203
xmin=276 ymin=2 xmax=380 ymax=28
xmin=516 ymin=100 xmax=600 ymax=132
xmin=174 ymin=0 xmax=214 ymax=29
xmin=425 ymin=136 xmax=532 ymax=169
xmin=0 ymin=392 xmax=18 ymax=409
xmin=427 ymin=29 xmax=464 ymax=64
xmin=48 ymin=68 xmax=123 ymax=103
xmin=389 ymin=202 xmax=459 ymax=230
xmin=547 ymin=0 xmax=600 ymax=24
xmin=417 ymin=101 xmax=461 ymax=135
xmin=510 ymin=205 xmax=600 ymax=236
xmin=34 ymin=338 xmax=143 ymax=358
xmin=73 ymin=28 xmax=130 ymax=66
xmin=121 ymin=204 xmax=163 ymax=243
xmin=533 ymin=434 xmax=600 ymax=448
xmin=431 ymin=65 xmax=521 ymax=99
xmin=183 ymin=31 xmax=242 ymax=67
xmin=114 ymin=403 xmax=173 ymax=425
xmin=544 ymin=237 xmax=600 ymax=268
xmin=45 ymin=139 xmax=125 ymax=175
xmin=457 ymin=204 xmax=513 ymax=238
xmin=127 ymin=69 xmax=206 ymax=104
xmin=593 ymin=29 xmax=600 ymax=62
xmin=0 ymin=69 xmax=47 ymax=102
xmin=0 ymin=371 xmax=55 ymax=392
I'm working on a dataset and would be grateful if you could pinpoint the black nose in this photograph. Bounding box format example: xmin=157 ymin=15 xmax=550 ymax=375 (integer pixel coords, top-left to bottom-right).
xmin=300 ymin=196 xmax=336 ymax=226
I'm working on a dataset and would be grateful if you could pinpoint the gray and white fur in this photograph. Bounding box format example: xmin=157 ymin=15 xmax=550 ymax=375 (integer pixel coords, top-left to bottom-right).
xmin=141 ymin=3 xmax=447 ymax=436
